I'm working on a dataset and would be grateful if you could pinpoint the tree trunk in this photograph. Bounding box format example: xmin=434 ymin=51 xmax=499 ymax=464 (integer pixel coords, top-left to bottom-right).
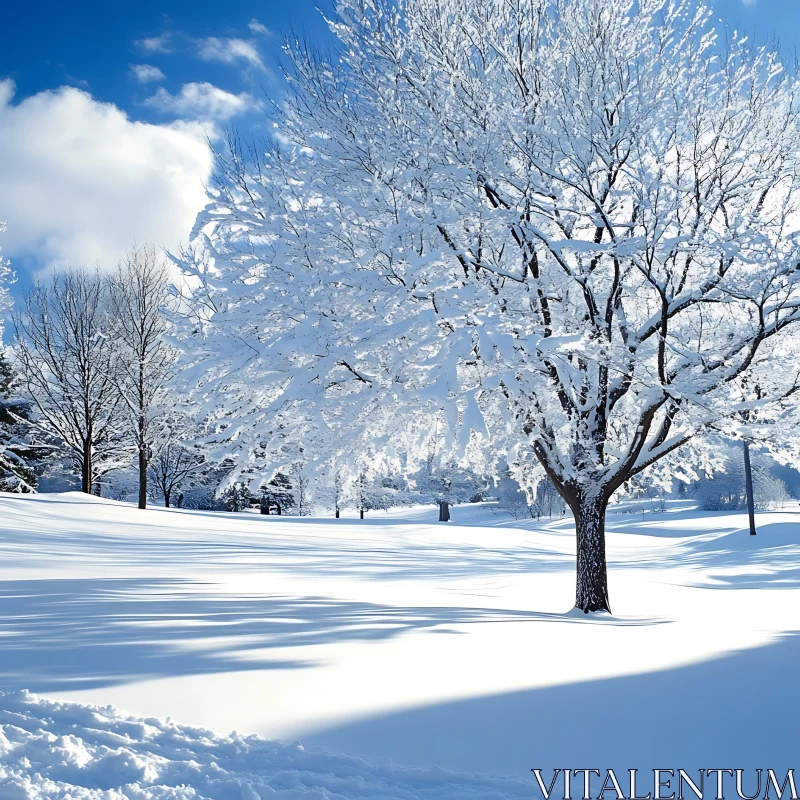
xmin=743 ymin=441 xmax=757 ymax=536
xmin=360 ymin=507 xmax=364 ymax=519
xmin=335 ymin=507 xmax=340 ymax=518
xmin=164 ymin=487 xmax=171 ymax=508
xmin=574 ymin=493 xmax=611 ymax=613
xmin=138 ymin=447 xmax=147 ymax=509
xmin=81 ymin=441 xmax=92 ymax=494
xmin=438 ymin=501 xmax=450 ymax=522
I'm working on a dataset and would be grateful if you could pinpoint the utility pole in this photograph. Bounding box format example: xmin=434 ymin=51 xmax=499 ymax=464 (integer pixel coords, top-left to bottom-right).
xmin=743 ymin=440 xmax=757 ymax=536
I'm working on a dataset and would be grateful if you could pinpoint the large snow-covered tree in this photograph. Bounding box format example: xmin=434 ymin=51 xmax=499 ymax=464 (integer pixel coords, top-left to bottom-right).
xmin=177 ymin=0 xmax=800 ymax=611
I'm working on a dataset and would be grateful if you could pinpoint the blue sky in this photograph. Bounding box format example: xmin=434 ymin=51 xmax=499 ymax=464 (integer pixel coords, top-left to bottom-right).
xmin=2 ymin=0 xmax=796 ymax=119
xmin=1 ymin=1 xmax=335 ymax=134
xmin=0 ymin=0 xmax=799 ymax=293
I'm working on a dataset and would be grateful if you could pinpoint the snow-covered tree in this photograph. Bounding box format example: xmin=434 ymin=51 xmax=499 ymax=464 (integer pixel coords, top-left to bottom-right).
xmin=496 ymin=467 xmax=536 ymax=520
xmin=222 ymin=481 xmax=252 ymax=512
xmin=15 ymin=269 xmax=127 ymax=493
xmin=416 ymin=460 xmax=485 ymax=520
xmin=0 ymin=227 xmax=45 ymax=491
xmin=695 ymin=445 xmax=791 ymax=511
xmin=259 ymin=472 xmax=296 ymax=515
xmin=177 ymin=0 xmax=800 ymax=611
xmin=537 ymin=478 xmax=566 ymax=519
xmin=0 ymin=354 xmax=48 ymax=492
xmin=109 ymin=244 xmax=176 ymax=509
xmin=289 ymin=461 xmax=312 ymax=516
xmin=148 ymin=411 xmax=205 ymax=508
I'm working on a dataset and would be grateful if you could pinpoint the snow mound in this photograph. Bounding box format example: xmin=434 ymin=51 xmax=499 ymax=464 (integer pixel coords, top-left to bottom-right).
xmin=0 ymin=690 xmax=533 ymax=799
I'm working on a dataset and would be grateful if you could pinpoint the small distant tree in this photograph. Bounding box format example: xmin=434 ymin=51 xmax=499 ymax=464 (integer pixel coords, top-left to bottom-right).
xmin=222 ymin=481 xmax=251 ymax=512
xmin=334 ymin=470 xmax=343 ymax=518
xmin=290 ymin=462 xmax=312 ymax=516
xmin=417 ymin=460 xmax=486 ymax=521
xmin=15 ymin=268 xmax=126 ymax=493
xmin=496 ymin=466 xmax=536 ymax=520
xmin=148 ymin=413 xmax=204 ymax=508
xmin=109 ymin=244 xmax=175 ymax=509
xmin=696 ymin=449 xmax=790 ymax=511
xmin=536 ymin=478 xmax=565 ymax=519
xmin=260 ymin=473 xmax=296 ymax=515
xmin=362 ymin=479 xmax=420 ymax=512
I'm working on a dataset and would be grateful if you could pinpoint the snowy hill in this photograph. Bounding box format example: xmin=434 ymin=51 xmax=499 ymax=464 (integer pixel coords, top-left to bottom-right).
xmin=0 ymin=493 xmax=798 ymax=797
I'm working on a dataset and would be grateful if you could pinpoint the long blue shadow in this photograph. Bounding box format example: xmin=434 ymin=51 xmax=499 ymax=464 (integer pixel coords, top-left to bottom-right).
xmin=303 ymin=632 xmax=800 ymax=778
xmin=0 ymin=578 xmax=659 ymax=692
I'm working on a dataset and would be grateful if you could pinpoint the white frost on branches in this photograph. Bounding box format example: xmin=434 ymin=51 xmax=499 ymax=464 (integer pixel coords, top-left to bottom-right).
xmin=174 ymin=0 xmax=800 ymax=607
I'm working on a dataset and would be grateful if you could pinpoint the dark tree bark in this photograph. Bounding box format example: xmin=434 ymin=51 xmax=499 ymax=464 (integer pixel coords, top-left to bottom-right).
xmin=335 ymin=507 xmax=340 ymax=518
xmin=360 ymin=507 xmax=364 ymax=519
xmin=81 ymin=440 xmax=92 ymax=494
xmin=163 ymin=486 xmax=171 ymax=508
xmin=573 ymin=493 xmax=611 ymax=613
xmin=438 ymin=501 xmax=450 ymax=522
xmin=743 ymin=441 xmax=757 ymax=536
xmin=138 ymin=442 xmax=147 ymax=509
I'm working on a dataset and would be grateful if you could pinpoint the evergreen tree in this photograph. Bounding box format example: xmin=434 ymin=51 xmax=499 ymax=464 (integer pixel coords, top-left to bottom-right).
xmin=0 ymin=354 xmax=43 ymax=492
xmin=260 ymin=473 xmax=296 ymax=515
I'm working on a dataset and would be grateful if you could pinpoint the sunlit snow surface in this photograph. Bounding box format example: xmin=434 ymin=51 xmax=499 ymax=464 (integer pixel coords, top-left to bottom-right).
xmin=0 ymin=493 xmax=798 ymax=797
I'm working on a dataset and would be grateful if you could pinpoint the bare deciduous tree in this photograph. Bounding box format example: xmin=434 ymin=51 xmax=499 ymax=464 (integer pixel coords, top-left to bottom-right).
xmin=148 ymin=412 xmax=204 ymax=508
xmin=15 ymin=269 xmax=125 ymax=493
xmin=109 ymin=244 xmax=175 ymax=509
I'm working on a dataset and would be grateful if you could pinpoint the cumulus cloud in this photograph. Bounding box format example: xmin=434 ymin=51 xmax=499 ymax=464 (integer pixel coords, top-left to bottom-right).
xmin=135 ymin=34 xmax=173 ymax=54
xmin=144 ymin=81 xmax=254 ymax=121
xmin=130 ymin=64 xmax=166 ymax=84
xmin=197 ymin=37 xmax=265 ymax=70
xmin=0 ymin=79 xmax=212 ymax=274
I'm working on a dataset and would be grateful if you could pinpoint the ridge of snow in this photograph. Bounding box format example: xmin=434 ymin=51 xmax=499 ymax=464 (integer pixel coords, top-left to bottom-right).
xmin=0 ymin=690 xmax=533 ymax=799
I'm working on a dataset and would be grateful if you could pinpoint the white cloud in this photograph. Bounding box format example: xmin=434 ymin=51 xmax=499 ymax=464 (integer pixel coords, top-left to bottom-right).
xmin=135 ymin=34 xmax=173 ymax=54
xmin=197 ymin=37 xmax=265 ymax=70
xmin=0 ymin=79 xmax=212 ymax=274
xmin=130 ymin=64 xmax=166 ymax=84
xmin=248 ymin=19 xmax=271 ymax=36
xmin=144 ymin=81 xmax=254 ymax=121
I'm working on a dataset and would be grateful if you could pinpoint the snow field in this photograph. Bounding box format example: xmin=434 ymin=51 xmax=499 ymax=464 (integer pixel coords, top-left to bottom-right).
xmin=0 ymin=493 xmax=798 ymax=796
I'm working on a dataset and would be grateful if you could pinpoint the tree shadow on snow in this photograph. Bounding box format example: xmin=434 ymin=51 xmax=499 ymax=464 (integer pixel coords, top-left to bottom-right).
xmin=608 ymin=519 xmax=800 ymax=588
xmin=0 ymin=578 xmax=662 ymax=693
xmin=0 ymin=527 xmax=575 ymax=583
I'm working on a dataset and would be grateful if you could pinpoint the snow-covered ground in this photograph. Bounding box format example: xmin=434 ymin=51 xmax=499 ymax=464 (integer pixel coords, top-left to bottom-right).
xmin=1 ymin=493 xmax=798 ymax=797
